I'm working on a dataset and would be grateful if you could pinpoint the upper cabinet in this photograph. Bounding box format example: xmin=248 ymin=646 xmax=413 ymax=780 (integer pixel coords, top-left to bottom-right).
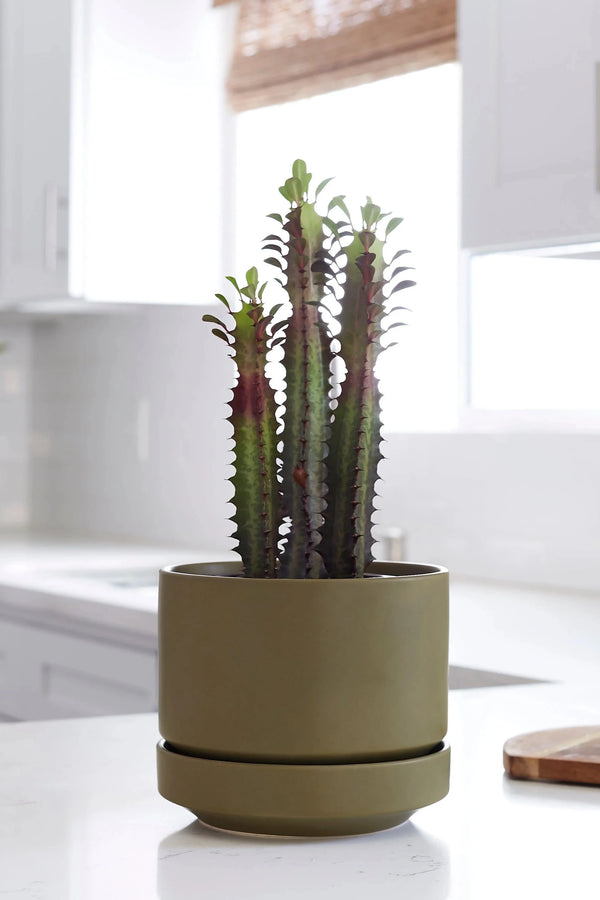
xmin=0 ymin=0 xmax=71 ymax=302
xmin=0 ymin=0 xmax=234 ymax=307
xmin=461 ymin=0 xmax=600 ymax=250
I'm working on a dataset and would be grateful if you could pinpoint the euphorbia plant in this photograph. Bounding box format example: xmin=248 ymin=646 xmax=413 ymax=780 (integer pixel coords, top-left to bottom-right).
xmin=204 ymin=161 xmax=414 ymax=579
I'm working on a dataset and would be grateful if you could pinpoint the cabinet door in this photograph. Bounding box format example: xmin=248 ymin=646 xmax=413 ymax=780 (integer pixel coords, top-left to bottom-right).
xmin=81 ymin=0 xmax=233 ymax=305
xmin=0 ymin=618 xmax=157 ymax=720
xmin=461 ymin=0 xmax=600 ymax=249
xmin=0 ymin=0 xmax=71 ymax=303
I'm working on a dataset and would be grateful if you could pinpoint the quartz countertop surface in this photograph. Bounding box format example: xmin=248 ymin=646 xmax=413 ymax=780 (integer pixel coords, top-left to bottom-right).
xmin=0 ymin=531 xmax=234 ymax=639
xmin=0 ymin=531 xmax=599 ymax=682
xmin=1 ymin=682 xmax=599 ymax=899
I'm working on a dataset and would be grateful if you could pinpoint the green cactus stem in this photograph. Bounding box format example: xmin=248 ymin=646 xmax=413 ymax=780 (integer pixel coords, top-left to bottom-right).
xmin=321 ymin=200 xmax=414 ymax=577
xmin=269 ymin=160 xmax=333 ymax=579
xmin=203 ymin=269 xmax=280 ymax=578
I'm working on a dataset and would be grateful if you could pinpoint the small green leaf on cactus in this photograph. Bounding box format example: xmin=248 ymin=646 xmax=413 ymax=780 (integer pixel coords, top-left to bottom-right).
xmin=315 ymin=177 xmax=334 ymax=199
xmin=328 ymin=195 xmax=352 ymax=221
xmin=389 ymin=279 xmax=416 ymax=295
xmin=361 ymin=199 xmax=381 ymax=229
xmin=384 ymin=322 xmax=407 ymax=338
xmin=279 ymin=177 xmax=303 ymax=205
xmin=202 ymin=314 xmax=229 ymax=329
xmin=225 ymin=275 xmax=241 ymax=293
xmin=210 ymin=328 xmax=231 ymax=344
xmin=387 ymin=249 xmax=411 ymax=264
xmin=215 ymin=293 xmax=231 ymax=310
xmin=390 ymin=265 xmax=414 ymax=279
xmin=385 ymin=216 xmax=403 ymax=236
xmin=292 ymin=159 xmax=312 ymax=194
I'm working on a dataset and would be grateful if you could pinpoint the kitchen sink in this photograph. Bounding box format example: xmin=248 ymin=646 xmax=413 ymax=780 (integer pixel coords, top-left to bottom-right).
xmin=448 ymin=665 xmax=543 ymax=689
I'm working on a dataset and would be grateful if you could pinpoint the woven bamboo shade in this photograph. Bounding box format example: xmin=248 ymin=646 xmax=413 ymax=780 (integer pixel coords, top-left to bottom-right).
xmin=226 ymin=0 xmax=456 ymax=111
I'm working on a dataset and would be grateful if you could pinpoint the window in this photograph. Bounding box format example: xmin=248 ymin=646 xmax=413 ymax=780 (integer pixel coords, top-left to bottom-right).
xmin=464 ymin=245 xmax=600 ymax=430
xmin=234 ymin=62 xmax=460 ymax=432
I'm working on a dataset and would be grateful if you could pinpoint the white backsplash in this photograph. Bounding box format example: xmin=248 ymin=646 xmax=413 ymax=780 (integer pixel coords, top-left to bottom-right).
xmin=378 ymin=432 xmax=600 ymax=590
xmin=23 ymin=304 xmax=600 ymax=591
xmin=30 ymin=305 xmax=234 ymax=551
xmin=0 ymin=322 xmax=31 ymax=527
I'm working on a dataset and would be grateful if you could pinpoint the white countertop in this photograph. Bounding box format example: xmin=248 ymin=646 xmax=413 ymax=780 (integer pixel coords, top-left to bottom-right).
xmin=1 ymin=532 xmax=599 ymax=683
xmin=1 ymin=682 xmax=599 ymax=899
xmin=0 ymin=532 xmax=234 ymax=640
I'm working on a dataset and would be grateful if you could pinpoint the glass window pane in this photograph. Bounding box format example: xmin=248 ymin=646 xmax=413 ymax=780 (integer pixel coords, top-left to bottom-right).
xmin=470 ymin=252 xmax=600 ymax=410
xmin=234 ymin=63 xmax=460 ymax=432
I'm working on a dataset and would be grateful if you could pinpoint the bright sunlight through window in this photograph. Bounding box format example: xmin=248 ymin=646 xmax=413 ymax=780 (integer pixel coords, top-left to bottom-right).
xmin=234 ymin=63 xmax=460 ymax=433
xmin=470 ymin=250 xmax=600 ymax=411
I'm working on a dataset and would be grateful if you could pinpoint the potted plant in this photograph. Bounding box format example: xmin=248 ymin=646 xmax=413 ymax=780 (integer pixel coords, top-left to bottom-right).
xmin=157 ymin=161 xmax=450 ymax=837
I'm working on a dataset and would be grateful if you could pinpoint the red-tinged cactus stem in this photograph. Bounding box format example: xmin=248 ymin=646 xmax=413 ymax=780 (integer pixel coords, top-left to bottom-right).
xmin=298 ymin=240 xmax=317 ymax=573
xmin=209 ymin=278 xmax=279 ymax=579
xmin=352 ymin=337 xmax=380 ymax=572
xmin=254 ymin=341 xmax=277 ymax=577
xmin=321 ymin=218 xmax=389 ymax=578
xmin=278 ymin=181 xmax=331 ymax=579
xmin=287 ymin=214 xmax=312 ymax=553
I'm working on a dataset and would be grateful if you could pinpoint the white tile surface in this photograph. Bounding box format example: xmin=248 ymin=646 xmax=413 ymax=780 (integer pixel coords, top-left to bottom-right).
xmin=0 ymin=683 xmax=599 ymax=899
xmin=30 ymin=305 xmax=235 ymax=551
xmin=0 ymin=323 xmax=31 ymax=525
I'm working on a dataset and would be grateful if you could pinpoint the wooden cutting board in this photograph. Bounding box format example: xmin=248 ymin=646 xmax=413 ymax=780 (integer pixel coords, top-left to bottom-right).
xmin=503 ymin=726 xmax=600 ymax=786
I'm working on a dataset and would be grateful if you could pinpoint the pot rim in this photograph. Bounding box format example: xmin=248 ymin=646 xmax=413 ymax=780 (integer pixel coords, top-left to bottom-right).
xmin=160 ymin=560 xmax=448 ymax=582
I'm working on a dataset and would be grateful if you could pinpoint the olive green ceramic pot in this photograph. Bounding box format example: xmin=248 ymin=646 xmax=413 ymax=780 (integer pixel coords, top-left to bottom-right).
xmin=157 ymin=560 xmax=450 ymax=837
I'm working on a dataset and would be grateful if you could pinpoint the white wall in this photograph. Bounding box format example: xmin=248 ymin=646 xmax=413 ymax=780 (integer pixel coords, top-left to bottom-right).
xmin=27 ymin=306 xmax=600 ymax=591
xmin=379 ymin=432 xmax=600 ymax=591
xmin=0 ymin=322 xmax=31 ymax=528
xmin=30 ymin=305 xmax=234 ymax=551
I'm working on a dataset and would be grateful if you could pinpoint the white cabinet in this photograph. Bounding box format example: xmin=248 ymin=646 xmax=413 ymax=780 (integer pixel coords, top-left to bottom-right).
xmin=0 ymin=616 xmax=157 ymax=719
xmin=0 ymin=0 xmax=234 ymax=307
xmin=0 ymin=0 xmax=72 ymax=302
xmin=461 ymin=0 xmax=600 ymax=249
